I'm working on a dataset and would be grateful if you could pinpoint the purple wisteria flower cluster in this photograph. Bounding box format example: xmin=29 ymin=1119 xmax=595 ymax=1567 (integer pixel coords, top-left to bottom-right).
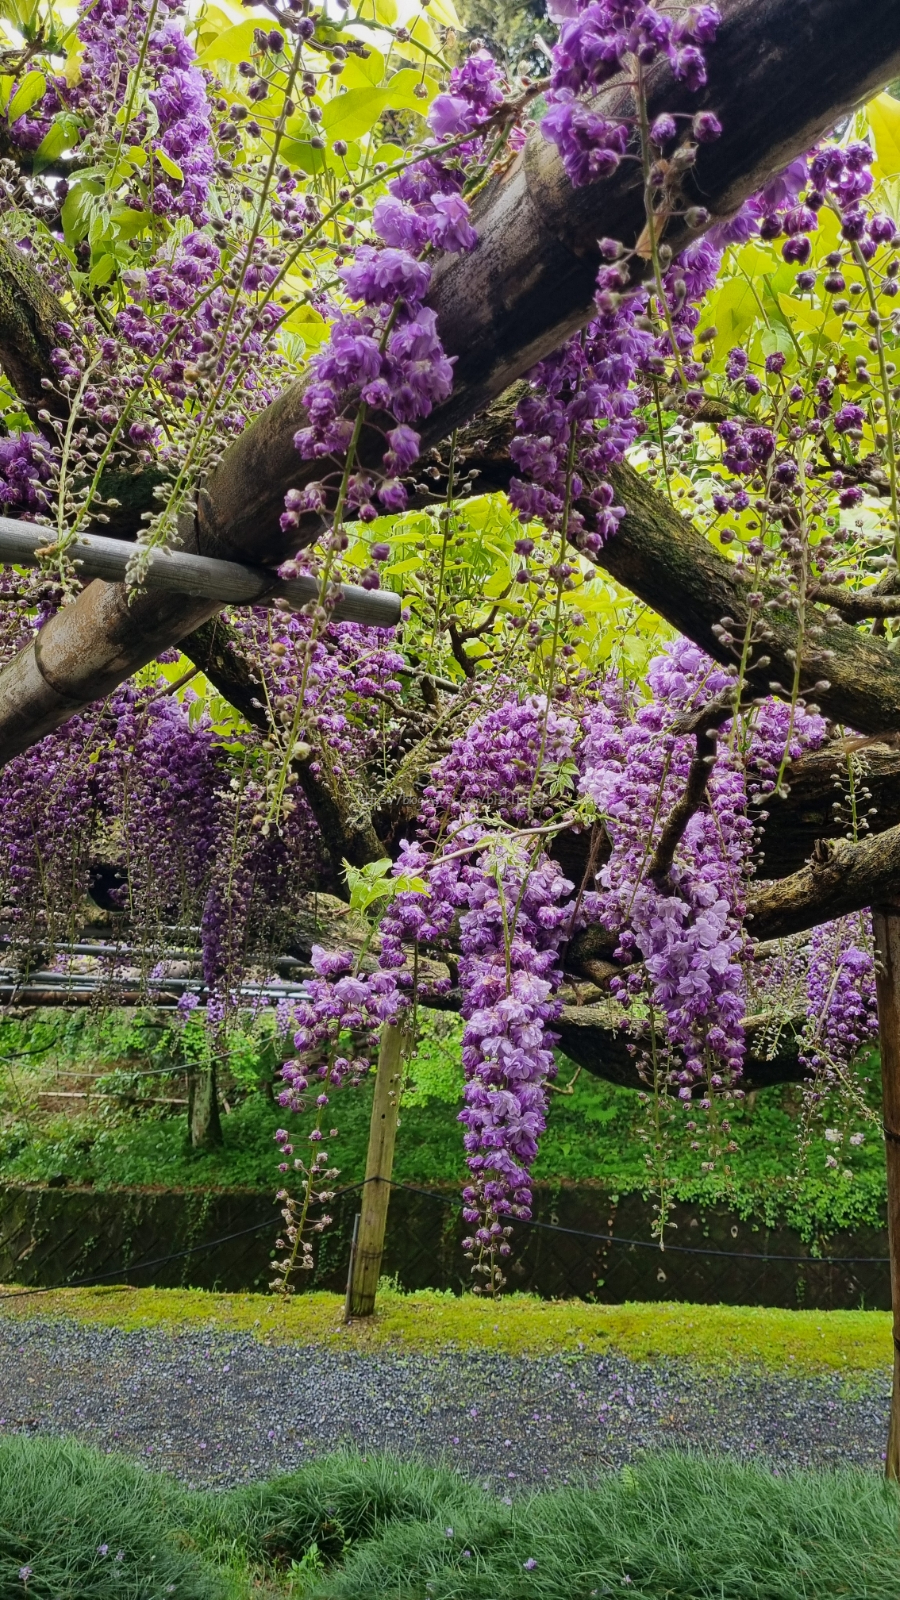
xmin=541 ymin=0 xmax=720 ymax=189
xmin=279 ymin=944 xmax=401 ymax=1115
xmin=507 ymin=233 xmax=722 ymax=546
xmin=712 ymin=139 xmax=897 ymax=269
xmin=287 ymin=51 xmax=506 ymax=522
xmin=457 ymin=847 xmax=572 ymax=1289
xmin=0 ymin=433 xmax=55 ymax=520
xmin=801 ymin=915 xmax=878 ymax=1077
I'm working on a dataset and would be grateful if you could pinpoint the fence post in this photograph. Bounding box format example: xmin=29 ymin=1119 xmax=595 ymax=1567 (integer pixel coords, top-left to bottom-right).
xmin=345 ymin=1020 xmax=405 ymax=1319
xmin=872 ymin=908 xmax=900 ymax=1479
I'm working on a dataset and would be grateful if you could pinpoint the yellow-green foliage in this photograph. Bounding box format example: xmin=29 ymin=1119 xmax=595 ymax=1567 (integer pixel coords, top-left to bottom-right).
xmin=0 ymin=1285 xmax=890 ymax=1373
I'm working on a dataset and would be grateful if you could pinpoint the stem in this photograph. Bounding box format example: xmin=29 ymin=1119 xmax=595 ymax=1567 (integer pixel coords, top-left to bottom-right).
xmin=852 ymin=242 xmax=900 ymax=565
xmin=635 ymin=58 xmax=687 ymax=389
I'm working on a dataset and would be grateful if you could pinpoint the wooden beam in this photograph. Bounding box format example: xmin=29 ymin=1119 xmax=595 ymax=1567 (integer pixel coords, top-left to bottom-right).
xmin=871 ymin=909 xmax=900 ymax=1479
xmin=345 ymin=1021 xmax=406 ymax=1317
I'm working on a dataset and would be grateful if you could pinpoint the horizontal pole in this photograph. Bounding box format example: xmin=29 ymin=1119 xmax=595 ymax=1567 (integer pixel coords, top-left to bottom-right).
xmin=0 ymin=517 xmax=400 ymax=629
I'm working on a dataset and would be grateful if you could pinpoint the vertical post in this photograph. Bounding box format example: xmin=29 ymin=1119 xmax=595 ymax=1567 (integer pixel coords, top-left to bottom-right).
xmin=346 ymin=1021 xmax=404 ymax=1319
xmin=871 ymin=908 xmax=900 ymax=1479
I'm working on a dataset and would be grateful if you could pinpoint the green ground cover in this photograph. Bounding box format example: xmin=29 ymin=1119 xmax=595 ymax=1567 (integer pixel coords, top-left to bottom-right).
xmin=0 ymin=1289 xmax=890 ymax=1373
xmin=0 ymin=1436 xmax=897 ymax=1600
xmin=0 ymin=1011 xmax=886 ymax=1239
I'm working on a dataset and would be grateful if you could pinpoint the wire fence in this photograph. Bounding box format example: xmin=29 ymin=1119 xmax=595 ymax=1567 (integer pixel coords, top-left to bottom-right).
xmin=0 ymin=1176 xmax=891 ymax=1312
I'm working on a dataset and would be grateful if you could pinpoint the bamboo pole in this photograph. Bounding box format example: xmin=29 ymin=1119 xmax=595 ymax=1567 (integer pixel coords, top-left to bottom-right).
xmin=346 ymin=1021 xmax=405 ymax=1318
xmin=871 ymin=908 xmax=900 ymax=1479
xmin=0 ymin=515 xmax=400 ymax=628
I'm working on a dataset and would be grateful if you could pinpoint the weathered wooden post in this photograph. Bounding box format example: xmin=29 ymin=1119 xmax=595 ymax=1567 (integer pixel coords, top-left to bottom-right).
xmin=345 ymin=1020 xmax=405 ymax=1318
xmin=871 ymin=908 xmax=900 ymax=1478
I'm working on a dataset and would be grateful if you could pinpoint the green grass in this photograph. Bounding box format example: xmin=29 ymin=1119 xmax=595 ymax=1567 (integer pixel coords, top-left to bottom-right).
xmin=0 ymin=1288 xmax=892 ymax=1373
xmin=0 ymin=1009 xmax=888 ymax=1241
xmin=0 ymin=1438 xmax=898 ymax=1600
xmin=0 ymin=1434 xmax=227 ymax=1600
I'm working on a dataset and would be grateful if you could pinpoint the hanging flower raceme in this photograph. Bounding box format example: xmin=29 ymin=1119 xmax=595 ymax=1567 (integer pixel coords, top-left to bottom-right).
xmin=541 ymin=0 xmax=720 ymax=189
xmin=288 ymin=51 xmax=509 ymax=522
xmin=801 ymin=915 xmax=878 ymax=1077
xmin=279 ymin=945 xmax=402 ymax=1113
xmin=457 ymin=845 xmax=573 ymax=1291
xmin=577 ymin=641 xmax=826 ymax=1095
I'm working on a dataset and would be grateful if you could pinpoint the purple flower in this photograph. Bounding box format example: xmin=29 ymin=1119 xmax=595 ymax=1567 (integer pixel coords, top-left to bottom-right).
xmin=340 ymin=247 xmax=431 ymax=308
xmin=692 ymin=111 xmax=721 ymax=142
xmin=429 ymin=193 xmax=478 ymax=253
xmin=428 ymin=93 xmax=473 ymax=139
xmin=834 ymin=404 xmax=865 ymax=434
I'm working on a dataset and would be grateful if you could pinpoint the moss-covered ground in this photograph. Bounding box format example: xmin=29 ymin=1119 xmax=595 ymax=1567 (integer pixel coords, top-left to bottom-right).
xmin=0 ymin=1284 xmax=891 ymax=1373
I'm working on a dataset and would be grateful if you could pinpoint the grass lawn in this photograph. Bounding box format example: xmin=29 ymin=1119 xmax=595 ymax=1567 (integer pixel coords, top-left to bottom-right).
xmin=0 ymin=1435 xmax=897 ymax=1599
xmin=0 ymin=1285 xmax=892 ymax=1374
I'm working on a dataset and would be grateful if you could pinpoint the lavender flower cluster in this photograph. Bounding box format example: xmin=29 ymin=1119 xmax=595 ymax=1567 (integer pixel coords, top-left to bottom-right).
xmin=541 ymin=0 xmax=720 ymax=189
xmin=287 ymin=49 xmax=507 ymax=524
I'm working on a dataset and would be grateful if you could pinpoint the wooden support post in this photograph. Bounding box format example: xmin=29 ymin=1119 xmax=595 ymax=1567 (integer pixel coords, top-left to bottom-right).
xmin=345 ymin=1021 xmax=405 ymax=1319
xmin=871 ymin=908 xmax=900 ymax=1478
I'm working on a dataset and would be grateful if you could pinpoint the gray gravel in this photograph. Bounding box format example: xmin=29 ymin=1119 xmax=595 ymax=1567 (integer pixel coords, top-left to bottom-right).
xmin=0 ymin=1317 xmax=889 ymax=1489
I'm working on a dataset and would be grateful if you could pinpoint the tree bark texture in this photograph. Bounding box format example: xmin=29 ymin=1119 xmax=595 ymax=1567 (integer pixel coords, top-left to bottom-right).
xmin=555 ymin=1003 xmax=805 ymax=1092
xmin=0 ymin=0 xmax=898 ymax=763
xmin=871 ymin=910 xmax=900 ymax=1479
xmin=0 ymin=240 xmax=69 ymax=421
xmin=747 ymin=824 xmax=900 ymax=942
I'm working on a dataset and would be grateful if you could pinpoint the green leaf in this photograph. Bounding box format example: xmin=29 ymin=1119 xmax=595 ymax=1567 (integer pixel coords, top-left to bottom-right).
xmin=154 ymin=145 xmax=184 ymax=182
xmin=340 ymin=47 xmax=385 ymax=89
xmin=428 ymin=0 xmax=460 ymax=24
xmin=196 ymin=17 xmax=258 ymax=64
xmin=111 ymin=204 xmax=151 ymax=242
xmin=8 ymin=69 xmax=45 ymax=123
xmin=870 ymin=92 xmax=900 ymax=180
xmin=32 ymin=113 xmax=80 ymax=172
xmin=356 ymin=0 xmax=397 ymax=21
xmin=776 ymin=292 xmax=842 ymax=344
xmin=88 ymin=252 xmax=116 ymax=288
xmin=382 ymin=554 xmax=424 ymax=575
xmin=383 ymin=67 xmax=439 ymax=111
xmin=280 ymin=137 xmax=327 ymax=174
xmin=321 ymin=85 xmax=389 ymax=140
xmin=61 ymin=179 xmax=102 ymax=247
xmin=707 ymin=276 xmax=758 ymax=360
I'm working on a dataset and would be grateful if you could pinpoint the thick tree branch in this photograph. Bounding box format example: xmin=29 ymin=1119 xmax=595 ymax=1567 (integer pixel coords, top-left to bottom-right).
xmin=647 ymin=727 xmax=719 ymax=882
xmin=0 ymin=0 xmax=897 ymax=763
xmin=555 ymin=1003 xmax=806 ymax=1092
xmin=0 ymin=239 xmax=69 ymax=422
xmin=809 ymin=585 xmax=900 ymax=621
xmin=748 ymin=823 xmax=900 ymax=941
xmin=601 ymin=462 xmax=900 ymax=739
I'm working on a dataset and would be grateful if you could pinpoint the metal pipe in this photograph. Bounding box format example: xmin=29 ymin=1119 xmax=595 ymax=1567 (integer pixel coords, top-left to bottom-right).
xmin=0 ymin=516 xmax=400 ymax=629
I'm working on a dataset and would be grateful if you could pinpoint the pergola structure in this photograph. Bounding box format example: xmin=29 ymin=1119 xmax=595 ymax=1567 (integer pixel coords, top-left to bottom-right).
xmin=2 ymin=0 xmax=900 ymax=1448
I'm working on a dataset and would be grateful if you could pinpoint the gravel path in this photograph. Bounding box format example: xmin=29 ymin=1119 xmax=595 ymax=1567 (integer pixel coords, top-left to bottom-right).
xmin=0 ymin=1318 xmax=888 ymax=1489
